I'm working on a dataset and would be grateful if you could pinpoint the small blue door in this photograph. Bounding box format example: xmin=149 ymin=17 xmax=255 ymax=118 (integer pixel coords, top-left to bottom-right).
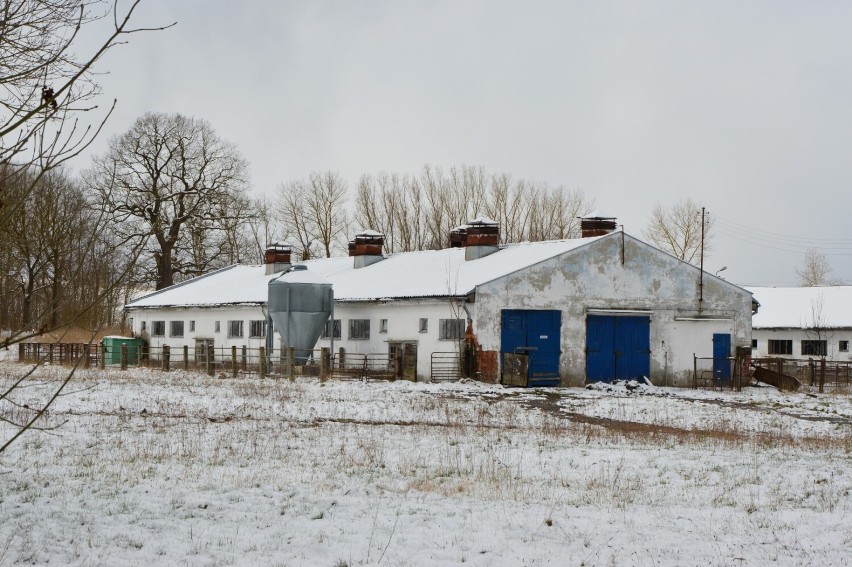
xmin=713 ymin=333 xmax=732 ymax=385
xmin=501 ymin=310 xmax=561 ymax=387
xmin=586 ymin=315 xmax=651 ymax=382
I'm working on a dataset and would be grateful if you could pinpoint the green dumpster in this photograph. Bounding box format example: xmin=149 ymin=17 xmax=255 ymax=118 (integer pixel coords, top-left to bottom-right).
xmin=102 ymin=336 xmax=146 ymax=366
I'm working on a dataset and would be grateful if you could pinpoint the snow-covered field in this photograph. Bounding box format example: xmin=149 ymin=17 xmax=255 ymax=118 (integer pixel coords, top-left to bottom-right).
xmin=1 ymin=364 xmax=850 ymax=566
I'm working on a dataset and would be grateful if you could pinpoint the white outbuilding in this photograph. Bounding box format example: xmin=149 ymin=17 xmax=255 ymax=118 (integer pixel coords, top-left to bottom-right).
xmin=747 ymin=286 xmax=852 ymax=362
xmin=126 ymin=220 xmax=754 ymax=386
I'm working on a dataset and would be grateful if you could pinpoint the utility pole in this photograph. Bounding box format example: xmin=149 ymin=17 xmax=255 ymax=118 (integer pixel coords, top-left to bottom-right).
xmin=698 ymin=206 xmax=707 ymax=311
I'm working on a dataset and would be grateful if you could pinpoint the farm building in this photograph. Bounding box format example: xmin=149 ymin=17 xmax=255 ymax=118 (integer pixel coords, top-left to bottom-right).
xmin=747 ymin=286 xmax=852 ymax=362
xmin=125 ymin=219 xmax=754 ymax=386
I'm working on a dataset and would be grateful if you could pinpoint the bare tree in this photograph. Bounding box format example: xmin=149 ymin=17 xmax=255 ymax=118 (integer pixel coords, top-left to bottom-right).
xmin=796 ymin=248 xmax=841 ymax=286
xmin=245 ymin=195 xmax=285 ymax=264
xmin=0 ymin=1 xmax=173 ymax=226
xmin=0 ymin=0 xmax=170 ymax=455
xmin=643 ymin=198 xmax=712 ymax=265
xmin=89 ymin=112 xmax=250 ymax=290
xmin=276 ymin=171 xmax=349 ymax=259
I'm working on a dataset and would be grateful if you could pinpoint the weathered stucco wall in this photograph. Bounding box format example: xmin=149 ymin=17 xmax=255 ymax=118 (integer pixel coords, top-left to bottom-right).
xmin=316 ymin=300 xmax=466 ymax=380
xmin=473 ymin=234 xmax=753 ymax=386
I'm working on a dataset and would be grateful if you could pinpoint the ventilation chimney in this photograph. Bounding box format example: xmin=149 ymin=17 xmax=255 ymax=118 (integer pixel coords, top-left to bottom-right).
xmin=349 ymin=230 xmax=385 ymax=268
xmin=462 ymin=217 xmax=499 ymax=260
xmin=448 ymin=225 xmax=467 ymax=248
xmin=265 ymin=243 xmax=292 ymax=275
xmin=580 ymin=214 xmax=617 ymax=238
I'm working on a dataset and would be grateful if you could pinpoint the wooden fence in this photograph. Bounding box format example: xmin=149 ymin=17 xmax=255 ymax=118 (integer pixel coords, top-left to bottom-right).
xmin=15 ymin=342 xmax=412 ymax=382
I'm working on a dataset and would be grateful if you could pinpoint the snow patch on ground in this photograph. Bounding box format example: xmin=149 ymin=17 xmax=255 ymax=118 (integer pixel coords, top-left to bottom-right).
xmin=1 ymin=363 xmax=850 ymax=565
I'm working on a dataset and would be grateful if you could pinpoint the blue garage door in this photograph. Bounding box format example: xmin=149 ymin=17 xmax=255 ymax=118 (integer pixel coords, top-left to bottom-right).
xmin=586 ymin=315 xmax=650 ymax=382
xmin=501 ymin=310 xmax=562 ymax=387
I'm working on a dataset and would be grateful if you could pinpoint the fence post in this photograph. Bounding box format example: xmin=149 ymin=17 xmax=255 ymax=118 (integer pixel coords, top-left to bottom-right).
xmin=819 ymin=359 xmax=826 ymax=393
xmin=231 ymin=345 xmax=238 ymax=379
xmin=162 ymin=345 xmax=171 ymax=372
xmin=809 ymin=359 xmax=815 ymax=386
xmin=241 ymin=345 xmax=247 ymax=371
xmin=18 ymin=343 xmax=25 ymax=363
xmin=99 ymin=343 xmax=106 ymax=369
xmin=259 ymin=346 xmax=266 ymax=379
xmin=339 ymin=347 xmax=345 ymax=372
xmin=692 ymin=354 xmax=697 ymax=389
xmin=120 ymin=343 xmax=128 ymax=371
xmin=82 ymin=343 xmax=91 ymax=369
xmin=205 ymin=345 xmax=213 ymax=376
xmin=288 ymin=346 xmax=296 ymax=382
xmin=320 ymin=347 xmax=329 ymax=382
xmin=183 ymin=345 xmax=189 ymax=371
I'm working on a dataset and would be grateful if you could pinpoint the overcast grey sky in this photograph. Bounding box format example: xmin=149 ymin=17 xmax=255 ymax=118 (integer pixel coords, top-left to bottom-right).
xmin=79 ymin=1 xmax=852 ymax=286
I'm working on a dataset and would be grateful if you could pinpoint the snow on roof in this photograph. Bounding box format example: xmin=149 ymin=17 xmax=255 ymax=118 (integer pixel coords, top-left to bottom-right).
xmin=747 ymin=286 xmax=852 ymax=329
xmin=128 ymin=265 xmax=292 ymax=308
xmin=128 ymin=236 xmax=604 ymax=308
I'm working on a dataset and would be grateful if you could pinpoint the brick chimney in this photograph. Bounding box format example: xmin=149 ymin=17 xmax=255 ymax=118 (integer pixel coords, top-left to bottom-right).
xmin=349 ymin=230 xmax=385 ymax=268
xmin=265 ymin=243 xmax=292 ymax=275
xmin=580 ymin=214 xmax=617 ymax=237
xmin=459 ymin=217 xmax=499 ymax=260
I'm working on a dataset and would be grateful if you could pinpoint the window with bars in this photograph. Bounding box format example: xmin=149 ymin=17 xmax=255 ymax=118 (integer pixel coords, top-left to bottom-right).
xmin=419 ymin=318 xmax=428 ymax=332
xmin=801 ymin=340 xmax=827 ymax=357
xmin=169 ymin=321 xmax=184 ymax=337
xmin=767 ymin=340 xmax=792 ymax=355
xmin=349 ymin=319 xmax=370 ymax=340
xmin=152 ymin=321 xmax=165 ymax=337
xmin=321 ymin=319 xmax=341 ymax=339
xmin=249 ymin=320 xmax=266 ymax=338
xmin=228 ymin=320 xmax=244 ymax=338
xmin=439 ymin=319 xmax=465 ymax=340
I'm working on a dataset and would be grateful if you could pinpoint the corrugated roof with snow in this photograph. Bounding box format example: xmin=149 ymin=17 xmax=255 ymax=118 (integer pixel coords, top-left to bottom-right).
xmin=747 ymin=286 xmax=852 ymax=329
xmin=127 ymin=236 xmax=605 ymax=309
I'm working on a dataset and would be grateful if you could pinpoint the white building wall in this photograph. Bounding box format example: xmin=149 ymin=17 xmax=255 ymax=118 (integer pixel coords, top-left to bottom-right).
xmin=752 ymin=328 xmax=852 ymax=361
xmin=315 ymin=300 xmax=466 ymax=380
xmin=129 ymin=305 xmax=269 ymax=353
xmin=473 ymin=235 xmax=753 ymax=387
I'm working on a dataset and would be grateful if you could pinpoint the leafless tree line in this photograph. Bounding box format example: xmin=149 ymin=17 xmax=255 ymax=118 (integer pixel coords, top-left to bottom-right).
xmin=300 ymin=164 xmax=593 ymax=256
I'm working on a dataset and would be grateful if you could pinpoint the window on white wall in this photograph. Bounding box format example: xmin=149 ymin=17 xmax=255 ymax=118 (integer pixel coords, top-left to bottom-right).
xmin=419 ymin=318 xmax=428 ymax=332
xmin=170 ymin=321 xmax=184 ymax=337
xmin=379 ymin=319 xmax=388 ymax=333
xmin=152 ymin=321 xmax=165 ymax=337
xmin=228 ymin=320 xmax=244 ymax=338
xmin=189 ymin=320 xmax=195 ymax=332
xmin=215 ymin=321 xmax=221 ymax=333
xmin=840 ymin=340 xmax=849 ymax=352
xmin=801 ymin=340 xmax=827 ymax=357
xmin=141 ymin=321 xmax=147 ymax=333
xmin=321 ymin=319 xmax=341 ymax=339
xmin=349 ymin=319 xmax=370 ymax=340
xmin=249 ymin=320 xmax=266 ymax=338
xmin=768 ymin=340 xmax=792 ymax=355
xmin=439 ymin=319 xmax=465 ymax=340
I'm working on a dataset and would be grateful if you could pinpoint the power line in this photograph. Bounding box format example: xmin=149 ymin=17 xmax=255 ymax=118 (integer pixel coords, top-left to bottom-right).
xmin=714 ymin=216 xmax=852 ymax=255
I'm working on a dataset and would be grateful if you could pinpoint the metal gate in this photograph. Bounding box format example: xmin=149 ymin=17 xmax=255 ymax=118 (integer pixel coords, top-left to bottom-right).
xmin=585 ymin=315 xmax=650 ymax=382
xmin=500 ymin=309 xmax=561 ymax=387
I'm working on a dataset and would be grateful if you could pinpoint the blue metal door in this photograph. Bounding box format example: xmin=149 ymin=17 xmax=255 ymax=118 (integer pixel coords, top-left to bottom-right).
xmin=713 ymin=333 xmax=732 ymax=385
xmin=586 ymin=315 xmax=651 ymax=382
xmin=501 ymin=310 xmax=561 ymax=387
xmin=586 ymin=315 xmax=615 ymax=382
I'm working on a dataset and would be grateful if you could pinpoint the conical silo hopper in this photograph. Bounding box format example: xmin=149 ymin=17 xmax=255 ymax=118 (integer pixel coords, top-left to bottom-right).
xmin=268 ymin=265 xmax=333 ymax=364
